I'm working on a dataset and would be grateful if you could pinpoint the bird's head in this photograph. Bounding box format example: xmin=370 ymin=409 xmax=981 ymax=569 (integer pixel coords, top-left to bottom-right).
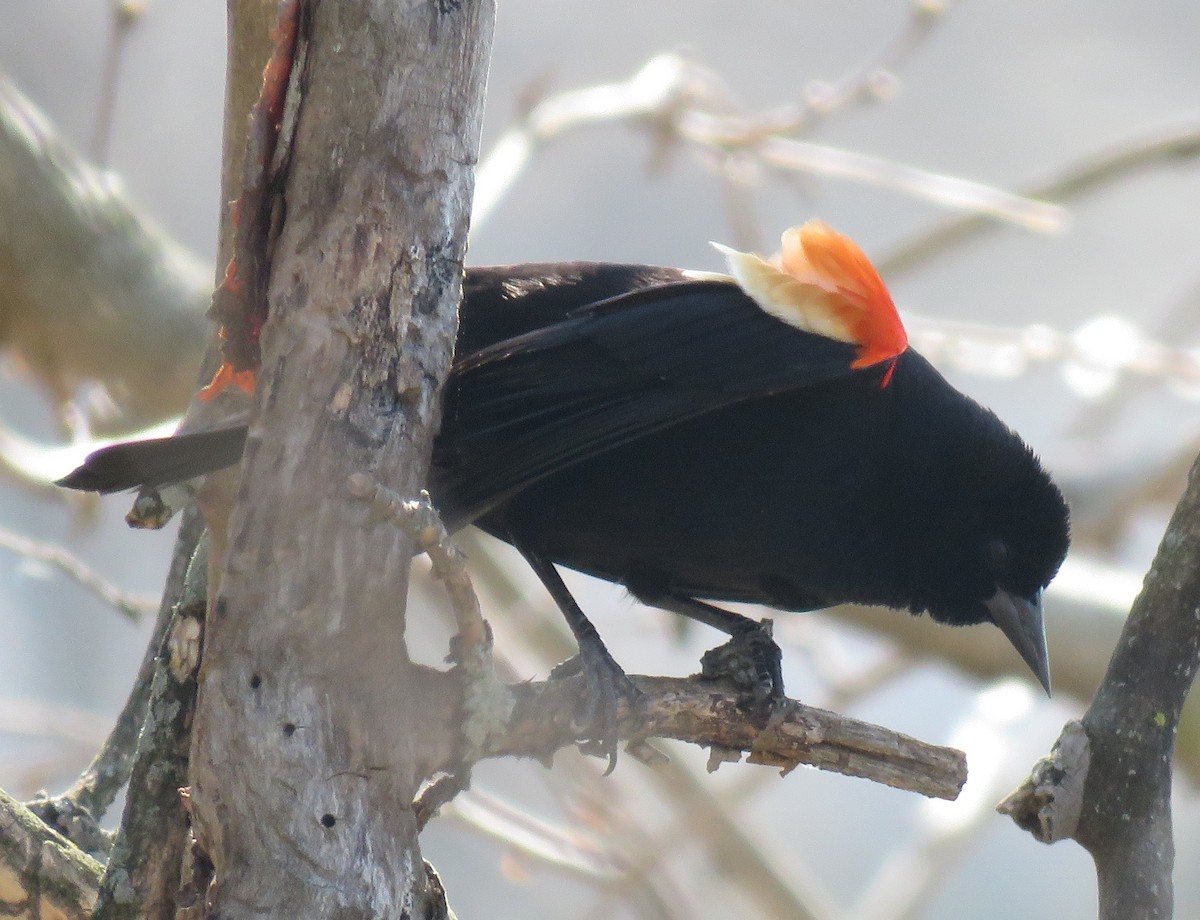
xmin=925 ymin=464 xmax=1069 ymax=694
xmin=882 ymin=353 xmax=1071 ymax=693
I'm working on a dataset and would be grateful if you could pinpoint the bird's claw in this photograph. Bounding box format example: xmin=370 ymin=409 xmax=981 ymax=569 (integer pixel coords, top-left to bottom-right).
xmin=551 ymin=641 xmax=645 ymax=774
xmin=700 ymin=619 xmax=784 ymax=704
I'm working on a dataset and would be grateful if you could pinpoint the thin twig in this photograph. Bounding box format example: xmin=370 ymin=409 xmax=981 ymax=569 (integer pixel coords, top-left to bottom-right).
xmin=91 ymin=2 xmax=147 ymax=165
xmin=636 ymin=756 xmax=842 ymax=920
xmin=348 ymin=479 xmax=488 ymax=650
xmin=752 ymin=0 xmax=952 ymax=137
xmin=902 ymin=310 xmax=1200 ymax=400
xmin=752 ymin=135 xmax=1062 ymax=229
xmin=878 ymin=117 xmax=1200 ymax=277
xmin=0 ymin=525 xmax=155 ymax=622
xmin=445 ymin=788 xmax=621 ymax=880
xmin=473 ymin=52 xmax=1060 ymax=234
xmin=25 ymin=508 xmax=205 ymax=856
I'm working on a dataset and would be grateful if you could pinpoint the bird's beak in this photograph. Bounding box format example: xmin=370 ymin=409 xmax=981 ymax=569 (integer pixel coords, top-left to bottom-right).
xmin=985 ymin=588 xmax=1051 ymax=695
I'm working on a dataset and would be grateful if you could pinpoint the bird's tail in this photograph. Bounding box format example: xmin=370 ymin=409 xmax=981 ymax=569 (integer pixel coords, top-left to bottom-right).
xmin=56 ymin=426 xmax=249 ymax=494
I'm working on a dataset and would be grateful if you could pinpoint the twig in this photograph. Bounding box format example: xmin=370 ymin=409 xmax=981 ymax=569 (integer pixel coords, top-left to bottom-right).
xmin=348 ymin=477 xmax=512 ymax=827
xmin=878 ymin=117 xmax=1200 ymax=278
xmin=635 ymin=756 xmax=842 ymax=920
xmin=0 ymin=525 xmax=155 ymax=623
xmin=479 ymin=674 xmax=965 ymax=801
xmin=753 ymin=0 xmax=952 ymax=136
xmin=851 ymin=684 xmax=1040 ymax=920
xmin=902 ymin=310 xmax=1200 ymax=402
xmin=25 ymin=508 xmax=205 ymax=855
xmin=445 ymin=788 xmax=621 ymax=879
xmin=1000 ymin=448 xmax=1200 ymax=919
xmin=473 ymin=52 xmax=1060 ymax=234
xmin=91 ymin=1 xmax=147 ymax=165
xmin=0 ymin=698 xmax=109 ymax=749
xmin=349 ymin=479 xmax=488 ymax=650
xmin=1069 ymin=274 xmax=1200 ymax=439
xmin=752 ymin=135 xmax=1063 ymax=230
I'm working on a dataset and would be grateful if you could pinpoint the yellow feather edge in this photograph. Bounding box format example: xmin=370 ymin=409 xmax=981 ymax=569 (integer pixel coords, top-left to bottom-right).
xmin=710 ymin=242 xmax=858 ymax=345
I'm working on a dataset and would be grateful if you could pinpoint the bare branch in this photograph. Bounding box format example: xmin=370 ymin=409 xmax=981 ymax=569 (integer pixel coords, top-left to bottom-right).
xmin=753 ymin=135 xmax=1062 ymax=230
xmin=1001 ymin=448 xmax=1200 ymax=918
xmin=473 ymin=52 xmax=1061 ymax=234
xmin=0 ymin=785 xmax=103 ymax=920
xmin=0 ymin=74 xmax=210 ymax=429
xmin=631 ymin=755 xmax=842 ymax=920
xmin=349 ymin=479 xmax=489 ymax=652
xmin=482 ymin=674 xmax=966 ymax=802
xmin=754 ymin=0 xmax=951 ymax=136
xmin=347 ymin=477 xmax=513 ymax=829
xmin=0 ymin=525 xmax=155 ymax=623
xmin=91 ymin=1 xmax=147 ymax=165
xmin=26 ymin=507 xmax=205 ymax=858
xmin=879 ymin=117 xmax=1200 ymax=278
xmin=91 ymin=528 xmax=206 ymax=920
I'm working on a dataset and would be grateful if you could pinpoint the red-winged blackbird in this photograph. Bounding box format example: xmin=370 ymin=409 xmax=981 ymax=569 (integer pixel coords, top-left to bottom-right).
xmin=60 ymin=223 xmax=1070 ymax=752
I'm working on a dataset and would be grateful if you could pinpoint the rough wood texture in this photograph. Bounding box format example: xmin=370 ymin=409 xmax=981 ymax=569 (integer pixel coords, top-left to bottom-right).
xmin=187 ymin=1 xmax=494 ymax=917
xmin=485 ymin=675 xmax=967 ymax=800
xmin=1076 ymin=449 xmax=1200 ymax=919
xmin=90 ymin=532 xmax=207 ymax=920
xmin=0 ymin=787 xmax=103 ymax=920
xmin=1003 ymin=449 xmax=1200 ymax=919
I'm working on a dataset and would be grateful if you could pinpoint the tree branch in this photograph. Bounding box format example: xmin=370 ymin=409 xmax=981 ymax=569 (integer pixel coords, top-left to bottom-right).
xmin=0 ymin=786 xmax=102 ymax=920
xmin=25 ymin=507 xmax=205 ymax=858
xmin=474 ymin=675 xmax=966 ymax=801
xmin=90 ymin=528 xmax=207 ymax=920
xmin=0 ymin=526 xmax=155 ymax=624
xmin=1000 ymin=448 xmax=1200 ymax=919
xmin=0 ymin=73 xmax=210 ymax=430
xmin=878 ymin=117 xmax=1200 ymax=278
xmin=365 ymin=479 xmax=964 ymax=815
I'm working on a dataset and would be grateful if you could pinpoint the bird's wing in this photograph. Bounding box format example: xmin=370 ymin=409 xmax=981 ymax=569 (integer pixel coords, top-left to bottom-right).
xmin=433 ymin=279 xmax=869 ymax=525
xmin=458 ymin=263 xmax=693 ymax=354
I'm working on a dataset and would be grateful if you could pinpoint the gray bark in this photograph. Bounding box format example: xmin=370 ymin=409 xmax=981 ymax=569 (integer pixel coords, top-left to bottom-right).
xmin=186 ymin=1 xmax=494 ymax=917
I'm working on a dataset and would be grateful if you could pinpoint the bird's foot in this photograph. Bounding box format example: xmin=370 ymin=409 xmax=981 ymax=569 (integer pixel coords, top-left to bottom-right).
xmin=700 ymin=618 xmax=784 ymax=704
xmin=551 ymin=640 xmax=645 ymax=774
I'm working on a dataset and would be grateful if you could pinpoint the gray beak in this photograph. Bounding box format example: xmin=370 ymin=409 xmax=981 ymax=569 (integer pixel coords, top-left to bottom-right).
xmin=985 ymin=588 xmax=1051 ymax=695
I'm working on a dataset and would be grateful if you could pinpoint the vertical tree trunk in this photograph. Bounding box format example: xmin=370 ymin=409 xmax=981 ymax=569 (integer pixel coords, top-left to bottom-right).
xmin=188 ymin=1 xmax=494 ymax=916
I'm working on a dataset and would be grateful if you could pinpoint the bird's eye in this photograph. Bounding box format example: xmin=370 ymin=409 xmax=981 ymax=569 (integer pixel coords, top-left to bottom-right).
xmin=984 ymin=539 xmax=1011 ymax=573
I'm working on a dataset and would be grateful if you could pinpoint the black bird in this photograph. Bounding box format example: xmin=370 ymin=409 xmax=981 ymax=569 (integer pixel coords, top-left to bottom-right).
xmin=60 ymin=222 xmax=1070 ymax=752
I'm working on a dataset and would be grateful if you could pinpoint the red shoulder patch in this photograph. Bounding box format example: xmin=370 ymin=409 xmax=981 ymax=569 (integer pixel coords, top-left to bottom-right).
xmin=715 ymin=221 xmax=908 ymax=380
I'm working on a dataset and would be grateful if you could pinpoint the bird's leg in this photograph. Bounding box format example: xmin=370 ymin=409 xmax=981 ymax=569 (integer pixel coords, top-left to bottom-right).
xmin=515 ymin=544 xmax=644 ymax=772
xmin=626 ymin=586 xmax=784 ymax=703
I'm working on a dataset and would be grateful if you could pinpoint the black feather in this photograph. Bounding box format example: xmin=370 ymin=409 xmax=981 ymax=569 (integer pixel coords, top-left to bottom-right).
xmin=56 ymin=427 xmax=249 ymax=494
xmin=57 ymin=261 xmax=1070 ymax=695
